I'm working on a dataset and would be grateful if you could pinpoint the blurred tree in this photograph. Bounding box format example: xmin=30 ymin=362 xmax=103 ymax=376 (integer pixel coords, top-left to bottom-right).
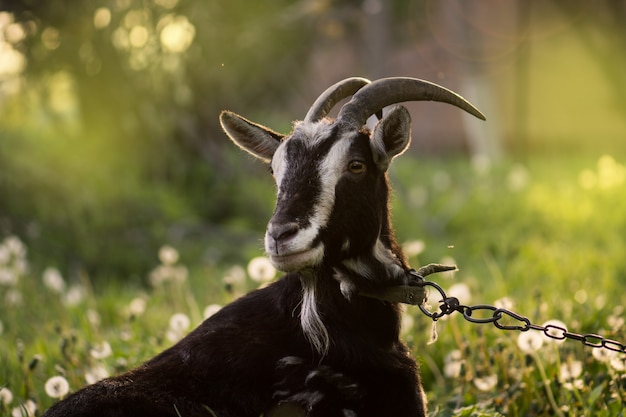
xmin=0 ymin=0 xmax=318 ymax=277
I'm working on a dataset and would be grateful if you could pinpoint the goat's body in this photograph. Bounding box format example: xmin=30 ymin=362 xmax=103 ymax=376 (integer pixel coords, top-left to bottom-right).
xmin=45 ymin=273 xmax=423 ymax=417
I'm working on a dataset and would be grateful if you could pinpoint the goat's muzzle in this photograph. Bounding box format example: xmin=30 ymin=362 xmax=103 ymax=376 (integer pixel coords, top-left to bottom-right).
xmin=265 ymin=218 xmax=324 ymax=272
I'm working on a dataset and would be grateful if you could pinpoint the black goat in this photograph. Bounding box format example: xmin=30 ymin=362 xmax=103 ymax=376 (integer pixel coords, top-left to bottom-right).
xmin=44 ymin=77 xmax=484 ymax=417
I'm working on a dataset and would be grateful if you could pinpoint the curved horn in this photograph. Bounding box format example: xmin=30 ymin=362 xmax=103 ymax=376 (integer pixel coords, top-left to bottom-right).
xmin=336 ymin=77 xmax=486 ymax=127
xmin=304 ymin=77 xmax=372 ymax=123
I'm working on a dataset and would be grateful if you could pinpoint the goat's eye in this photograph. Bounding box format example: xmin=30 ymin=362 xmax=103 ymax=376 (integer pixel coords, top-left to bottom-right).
xmin=268 ymin=166 xmax=274 ymax=176
xmin=348 ymin=160 xmax=366 ymax=174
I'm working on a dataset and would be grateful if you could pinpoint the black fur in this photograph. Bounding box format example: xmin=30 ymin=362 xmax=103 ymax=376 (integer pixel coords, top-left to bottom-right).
xmin=44 ymin=271 xmax=424 ymax=416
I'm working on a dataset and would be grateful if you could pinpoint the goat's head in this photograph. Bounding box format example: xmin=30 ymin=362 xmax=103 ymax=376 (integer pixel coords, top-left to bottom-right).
xmin=221 ymin=77 xmax=484 ymax=276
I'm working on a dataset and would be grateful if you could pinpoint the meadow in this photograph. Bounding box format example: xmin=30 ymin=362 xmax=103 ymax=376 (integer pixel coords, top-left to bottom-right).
xmin=1 ymin=152 xmax=625 ymax=417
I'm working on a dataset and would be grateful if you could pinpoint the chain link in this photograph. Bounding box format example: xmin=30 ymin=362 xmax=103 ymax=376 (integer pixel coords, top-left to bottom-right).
xmin=409 ymin=269 xmax=626 ymax=354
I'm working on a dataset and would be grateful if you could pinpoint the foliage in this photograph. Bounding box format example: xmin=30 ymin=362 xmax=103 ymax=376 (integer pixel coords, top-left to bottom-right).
xmin=1 ymin=153 xmax=625 ymax=416
xmin=0 ymin=0 xmax=311 ymax=277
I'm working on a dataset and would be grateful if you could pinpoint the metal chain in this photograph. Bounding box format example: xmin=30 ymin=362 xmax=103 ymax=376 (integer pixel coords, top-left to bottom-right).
xmin=409 ymin=269 xmax=626 ymax=354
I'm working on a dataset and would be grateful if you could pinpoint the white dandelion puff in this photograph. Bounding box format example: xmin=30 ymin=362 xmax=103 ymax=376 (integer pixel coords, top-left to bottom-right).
xmin=609 ymin=355 xmax=626 ymax=372
xmin=87 ymin=309 xmax=101 ymax=327
xmin=11 ymin=399 xmax=36 ymax=417
xmin=443 ymin=350 xmax=464 ymax=378
xmin=203 ymin=304 xmax=222 ymax=319
xmin=4 ymin=236 xmax=26 ymax=259
xmin=493 ymin=296 xmax=514 ymax=310
xmin=559 ymin=360 xmax=583 ymax=381
xmin=473 ymin=374 xmax=498 ymax=392
xmin=90 ymin=341 xmax=112 ymax=360
xmin=0 ymin=386 xmax=13 ymax=405
xmin=0 ymin=268 xmax=17 ymax=286
xmin=447 ymin=283 xmax=471 ymax=304
xmin=403 ymin=240 xmax=425 ymax=258
xmin=42 ymin=267 xmax=66 ymax=293
xmin=559 ymin=360 xmax=584 ymax=391
xmin=158 ymin=245 xmax=179 ymax=266
xmin=169 ymin=313 xmax=190 ymax=332
xmin=44 ymin=375 xmax=70 ymax=399
xmin=222 ymin=265 xmax=246 ymax=289
xmin=247 ymin=256 xmax=276 ymax=283
xmin=85 ymin=364 xmax=109 ymax=384
xmin=63 ymin=284 xmax=86 ymax=306
xmin=592 ymin=346 xmax=616 ymax=363
xmin=507 ymin=164 xmax=530 ymax=191
xmin=517 ymin=331 xmax=544 ymax=354
xmin=167 ymin=312 xmax=191 ymax=342
xmin=128 ymin=297 xmax=147 ymax=316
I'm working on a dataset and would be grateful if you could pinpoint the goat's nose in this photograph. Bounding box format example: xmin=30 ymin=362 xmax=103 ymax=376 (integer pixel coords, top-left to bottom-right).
xmin=268 ymin=221 xmax=299 ymax=242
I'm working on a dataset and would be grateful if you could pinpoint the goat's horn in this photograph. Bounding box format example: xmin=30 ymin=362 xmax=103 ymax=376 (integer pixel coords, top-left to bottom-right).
xmin=304 ymin=77 xmax=372 ymax=123
xmin=336 ymin=77 xmax=486 ymax=127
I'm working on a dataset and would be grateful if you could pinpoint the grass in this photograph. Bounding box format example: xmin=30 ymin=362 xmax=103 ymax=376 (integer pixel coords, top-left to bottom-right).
xmin=1 ymin=152 xmax=625 ymax=416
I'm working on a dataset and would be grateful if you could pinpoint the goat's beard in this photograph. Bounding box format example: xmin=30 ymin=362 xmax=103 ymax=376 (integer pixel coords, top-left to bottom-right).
xmin=299 ymin=272 xmax=330 ymax=356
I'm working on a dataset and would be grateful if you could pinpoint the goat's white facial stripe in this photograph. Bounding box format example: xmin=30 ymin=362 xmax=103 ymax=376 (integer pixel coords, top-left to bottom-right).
xmin=266 ymin=124 xmax=353 ymax=272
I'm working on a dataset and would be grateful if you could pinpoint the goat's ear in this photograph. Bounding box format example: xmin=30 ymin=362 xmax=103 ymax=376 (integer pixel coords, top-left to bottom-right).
xmin=220 ymin=111 xmax=284 ymax=162
xmin=370 ymin=105 xmax=412 ymax=171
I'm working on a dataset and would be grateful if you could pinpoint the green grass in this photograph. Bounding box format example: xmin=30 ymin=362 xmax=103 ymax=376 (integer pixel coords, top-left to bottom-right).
xmin=1 ymin=152 xmax=625 ymax=416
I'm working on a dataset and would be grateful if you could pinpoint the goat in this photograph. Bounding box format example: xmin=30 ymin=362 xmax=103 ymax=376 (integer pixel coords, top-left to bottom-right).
xmin=43 ymin=77 xmax=484 ymax=417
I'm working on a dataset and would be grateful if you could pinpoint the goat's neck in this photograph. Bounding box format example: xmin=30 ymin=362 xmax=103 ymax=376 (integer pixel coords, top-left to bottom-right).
xmin=297 ymin=232 xmax=408 ymax=357
xmin=332 ymin=220 xmax=410 ymax=299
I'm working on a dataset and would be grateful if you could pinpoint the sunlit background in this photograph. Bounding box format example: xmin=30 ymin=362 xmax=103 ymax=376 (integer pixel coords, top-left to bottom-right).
xmin=1 ymin=1 xmax=626 ymax=415
xmin=0 ymin=0 xmax=625 ymax=275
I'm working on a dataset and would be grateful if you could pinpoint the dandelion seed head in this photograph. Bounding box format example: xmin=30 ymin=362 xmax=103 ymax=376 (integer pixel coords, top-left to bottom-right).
xmin=90 ymin=341 xmax=112 ymax=360
xmin=443 ymin=350 xmax=464 ymax=378
xmin=128 ymin=297 xmax=147 ymax=316
xmin=5 ymin=289 xmax=22 ymax=306
xmin=403 ymin=240 xmax=425 ymax=258
xmin=169 ymin=312 xmax=190 ymax=333
xmin=247 ymin=256 xmax=276 ymax=283
xmin=573 ymin=289 xmax=587 ymax=304
xmin=85 ymin=364 xmax=109 ymax=384
xmin=473 ymin=374 xmax=498 ymax=391
xmin=158 ymin=245 xmax=179 ymax=266
xmin=559 ymin=360 xmax=583 ymax=381
xmin=0 ymin=268 xmax=18 ymax=286
xmin=494 ymin=296 xmax=514 ymax=310
xmin=87 ymin=309 xmax=101 ymax=327
xmin=447 ymin=283 xmax=471 ymax=304
xmin=507 ymin=164 xmax=529 ymax=191
xmin=167 ymin=312 xmax=191 ymax=342
xmin=4 ymin=236 xmax=26 ymax=259
xmin=0 ymin=386 xmax=13 ymax=405
xmin=223 ymin=265 xmax=246 ymax=286
xmin=444 ymin=361 xmax=462 ymax=379
xmin=149 ymin=264 xmax=188 ymax=286
xmin=63 ymin=284 xmax=86 ymax=306
xmin=592 ymin=345 xmax=616 ymax=363
xmin=11 ymin=399 xmax=36 ymax=417
xmin=562 ymin=379 xmax=585 ymax=391
xmin=203 ymin=304 xmax=222 ymax=319
xmin=44 ymin=375 xmax=70 ymax=399
xmin=607 ymin=314 xmax=625 ymax=331
xmin=42 ymin=267 xmax=66 ymax=293
xmin=610 ymin=355 xmax=626 ymax=372
xmin=517 ymin=331 xmax=543 ymax=353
